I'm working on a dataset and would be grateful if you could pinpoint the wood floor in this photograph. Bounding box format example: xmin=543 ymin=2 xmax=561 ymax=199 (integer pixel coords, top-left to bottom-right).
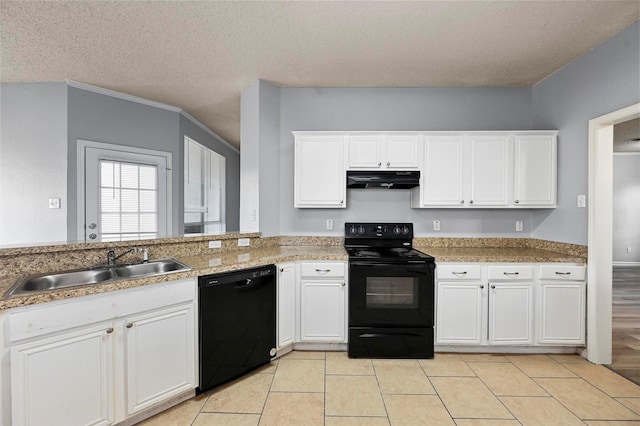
xmin=611 ymin=265 xmax=640 ymax=385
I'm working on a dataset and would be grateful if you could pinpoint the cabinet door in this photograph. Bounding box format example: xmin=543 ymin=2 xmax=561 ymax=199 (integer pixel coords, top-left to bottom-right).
xmin=11 ymin=323 xmax=114 ymax=426
xmin=125 ymin=303 xmax=196 ymax=415
xmin=467 ymin=135 xmax=510 ymax=206
xmin=348 ymin=134 xmax=383 ymax=169
xmin=539 ymin=281 xmax=585 ymax=344
xmin=294 ymin=134 xmax=346 ymax=208
xmin=300 ymin=279 xmax=346 ymax=342
xmin=436 ymin=282 xmax=485 ymax=344
xmin=488 ymin=282 xmax=534 ymax=345
xmin=419 ymin=135 xmax=465 ymax=207
xmin=514 ymin=134 xmax=557 ymax=207
xmin=385 ymin=134 xmax=420 ymax=169
xmin=277 ymin=263 xmax=296 ymax=349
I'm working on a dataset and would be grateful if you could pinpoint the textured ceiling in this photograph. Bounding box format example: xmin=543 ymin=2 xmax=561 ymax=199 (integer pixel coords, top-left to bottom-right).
xmin=1 ymin=1 xmax=639 ymax=148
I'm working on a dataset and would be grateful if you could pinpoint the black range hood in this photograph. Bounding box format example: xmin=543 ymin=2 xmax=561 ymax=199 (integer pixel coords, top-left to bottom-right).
xmin=346 ymin=170 xmax=420 ymax=189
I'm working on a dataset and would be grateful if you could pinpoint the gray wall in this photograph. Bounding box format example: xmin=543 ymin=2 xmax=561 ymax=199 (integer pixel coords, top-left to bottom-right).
xmin=0 ymin=83 xmax=68 ymax=246
xmin=179 ymin=115 xmax=240 ymax=232
xmin=278 ymin=87 xmax=535 ymax=236
xmin=613 ymin=153 xmax=640 ymax=263
xmin=67 ymin=87 xmax=181 ymax=240
xmin=531 ymin=21 xmax=640 ymax=245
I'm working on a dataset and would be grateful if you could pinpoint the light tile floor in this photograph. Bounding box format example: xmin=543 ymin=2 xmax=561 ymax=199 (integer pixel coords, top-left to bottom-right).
xmin=139 ymin=351 xmax=640 ymax=426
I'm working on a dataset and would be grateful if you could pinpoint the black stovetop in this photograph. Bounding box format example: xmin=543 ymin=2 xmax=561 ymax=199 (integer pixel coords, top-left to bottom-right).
xmin=344 ymin=222 xmax=434 ymax=263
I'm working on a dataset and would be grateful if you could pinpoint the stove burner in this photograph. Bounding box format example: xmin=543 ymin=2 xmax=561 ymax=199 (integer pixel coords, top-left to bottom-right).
xmin=354 ymin=250 xmax=380 ymax=258
xmin=390 ymin=248 xmax=409 ymax=254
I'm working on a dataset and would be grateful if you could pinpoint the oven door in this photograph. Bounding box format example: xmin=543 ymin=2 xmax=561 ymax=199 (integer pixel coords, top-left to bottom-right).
xmin=349 ymin=261 xmax=434 ymax=327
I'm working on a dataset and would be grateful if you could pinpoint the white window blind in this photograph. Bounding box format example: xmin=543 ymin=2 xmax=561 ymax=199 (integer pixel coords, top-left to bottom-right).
xmin=99 ymin=160 xmax=158 ymax=241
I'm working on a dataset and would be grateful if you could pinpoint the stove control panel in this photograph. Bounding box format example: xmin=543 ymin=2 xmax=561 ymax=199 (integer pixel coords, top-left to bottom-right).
xmin=345 ymin=222 xmax=413 ymax=239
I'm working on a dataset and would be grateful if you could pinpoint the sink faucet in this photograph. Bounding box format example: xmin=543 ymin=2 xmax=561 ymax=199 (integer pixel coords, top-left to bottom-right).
xmin=107 ymin=247 xmax=149 ymax=266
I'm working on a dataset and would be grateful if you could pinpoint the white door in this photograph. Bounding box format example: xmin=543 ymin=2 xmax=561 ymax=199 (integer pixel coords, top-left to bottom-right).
xmin=294 ymin=134 xmax=346 ymax=208
xmin=539 ymin=281 xmax=585 ymax=344
xmin=79 ymin=140 xmax=172 ymax=242
xmin=277 ymin=263 xmax=296 ymax=349
xmin=385 ymin=134 xmax=420 ymax=169
xmin=421 ymin=135 xmax=465 ymax=206
xmin=300 ymin=279 xmax=346 ymax=342
xmin=467 ymin=135 xmax=510 ymax=206
xmin=348 ymin=134 xmax=383 ymax=169
xmin=11 ymin=323 xmax=114 ymax=426
xmin=513 ymin=134 xmax=557 ymax=206
xmin=436 ymin=282 xmax=485 ymax=344
xmin=125 ymin=303 xmax=196 ymax=415
xmin=488 ymin=282 xmax=534 ymax=345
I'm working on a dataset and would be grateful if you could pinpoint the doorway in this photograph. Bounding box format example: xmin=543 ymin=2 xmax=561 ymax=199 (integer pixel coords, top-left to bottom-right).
xmin=587 ymin=103 xmax=640 ymax=365
xmin=77 ymin=140 xmax=172 ymax=242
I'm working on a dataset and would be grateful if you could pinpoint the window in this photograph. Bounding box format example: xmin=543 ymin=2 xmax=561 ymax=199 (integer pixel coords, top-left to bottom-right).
xmin=184 ymin=137 xmax=225 ymax=235
xmin=99 ymin=160 xmax=158 ymax=241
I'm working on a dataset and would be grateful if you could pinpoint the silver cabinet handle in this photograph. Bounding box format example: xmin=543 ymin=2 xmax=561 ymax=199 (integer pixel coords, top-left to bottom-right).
xmin=342 ymin=282 xmax=345 ymax=286
xmin=89 ymin=233 xmax=97 ymax=240
xmin=378 ymin=162 xmax=382 ymax=167
xmin=490 ymin=285 xmax=496 ymax=289
xmin=106 ymin=327 xmax=114 ymax=334
xmin=469 ymin=200 xmax=474 ymax=205
xmin=387 ymin=161 xmax=390 ymax=166
xmin=480 ymin=284 xmax=484 ymax=289
xmin=88 ymin=222 xmax=97 ymax=229
xmin=315 ymin=269 xmax=331 ymax=273
xmin=503 ymin=272 xmax=520 ymax=276
xmin=452 ymin=271 xmax=467 ymax=276
xmin=280 ymin=268 xmax=284 ymax=272
xmin=339 ymin=200 xmax=344 ymax=204
xmin=555 ymin=272 xmax=571 ymax=275
xmin=126 ymin=322 xmax=133 ymax=329
xmin=514 ymin=200 xmax=520 ymax=204
xmin=460 ymin=200 xmax=465 ymax=204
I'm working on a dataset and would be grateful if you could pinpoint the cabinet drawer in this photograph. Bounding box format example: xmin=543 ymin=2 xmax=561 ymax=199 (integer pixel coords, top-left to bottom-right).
xmin=488 ymin=265 xmax=534 ymax=281
xmin=300 ymin=262 xmax=345 ymax=278
xmin=539 ymin=265 xmax=586 ymax=281
xmin=437 ymin=264 xmax=482 ymax=280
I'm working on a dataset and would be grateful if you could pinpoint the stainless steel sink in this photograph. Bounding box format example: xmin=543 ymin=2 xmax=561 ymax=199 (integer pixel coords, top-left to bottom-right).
xmin=113 ymin=259 xmax=191 ymax=278
xmin=5 ymin=258 xmax=191 ymax=297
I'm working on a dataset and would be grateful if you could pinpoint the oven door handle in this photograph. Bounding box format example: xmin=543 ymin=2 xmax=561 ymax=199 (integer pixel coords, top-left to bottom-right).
xmin=359 ymin=332 xmax=428 ymax=338
xmin=350 ymin=261 xmax=429 ymax=267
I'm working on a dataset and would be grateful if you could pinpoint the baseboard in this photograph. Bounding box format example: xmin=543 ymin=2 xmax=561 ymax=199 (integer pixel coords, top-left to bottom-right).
xmin=613 ymin=261 xmax=640 ymax=266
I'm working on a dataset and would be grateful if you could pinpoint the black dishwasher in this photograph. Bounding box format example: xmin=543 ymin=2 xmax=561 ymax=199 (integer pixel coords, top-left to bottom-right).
xmin=197 ymin=265 xmax=276 ymax=394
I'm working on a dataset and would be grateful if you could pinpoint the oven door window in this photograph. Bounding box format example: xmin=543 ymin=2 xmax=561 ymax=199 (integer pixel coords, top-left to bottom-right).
xmin=366 ymin=277 xmax=418 ymax=309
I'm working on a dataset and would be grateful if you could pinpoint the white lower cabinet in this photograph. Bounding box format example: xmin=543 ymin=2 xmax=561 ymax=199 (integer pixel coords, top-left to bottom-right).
xmin=298 ymin=262 xmax=347 ymax=343
xmin=538 ymin=265 xmax=586 ymax=345
xmin=436 ymin=263 xmax=584 ymax=348
xmin=7 ymin=278 xmax=197 ymax=426
xmin=436 ymin=265 xmax=485 ymax=345
xmin=11 ymin=322 xmax=115 ymax=426
xmin=124 ymin=303 xmax=195 ymax=416
xmin=277 ymin=263 xmax=296 ymax=350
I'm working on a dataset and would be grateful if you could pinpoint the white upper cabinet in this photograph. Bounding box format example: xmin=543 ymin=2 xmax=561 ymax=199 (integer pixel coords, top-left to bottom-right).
xmin=347 ymin=133 xmax=420 ymax=170
xmin=294 ymin=133 xmax=346 ymax=208
xmin=468 ymin=134 xmax=510 ymax=207
xmin=513 ymin=133 xmax=558 ymax=207
xmin=412 ymin=131 xmax=557 ymax=209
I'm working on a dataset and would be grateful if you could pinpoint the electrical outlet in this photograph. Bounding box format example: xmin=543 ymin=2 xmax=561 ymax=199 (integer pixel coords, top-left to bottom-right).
xmin=628 ymin=247 xmax=633 ymax=253
xmin=326 ymin=219 xmax=334 ymax=230
xmin=433 ymin=220 xmax=440 ymax=231
xmin=577 ymin=195 xmax=586 ymax=208
xmin=208 ymin=240 xmax=222 ymax=249
xmin=238 ymin=238 xmax=250 ymax=247
xmin=516 ymin=220 xmax=524 ymax=232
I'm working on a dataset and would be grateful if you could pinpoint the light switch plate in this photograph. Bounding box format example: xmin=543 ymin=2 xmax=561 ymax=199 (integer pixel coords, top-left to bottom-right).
xmin=516 ymin=220 xmax=524 ymax=232
xmin=577 ymin=195 xmax=586 ymax=208
xmin=433 ymin=220 xmax=440 ymax=231
xmin=326 ymin=219 xmax=334 ymax=230
xmin=48 ymin=198 xmax=61 ymax=209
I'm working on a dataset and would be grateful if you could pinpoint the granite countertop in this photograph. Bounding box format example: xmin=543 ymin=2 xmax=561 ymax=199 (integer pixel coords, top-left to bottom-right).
xmin=0 ymin=245 xmax=586 ymax=311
